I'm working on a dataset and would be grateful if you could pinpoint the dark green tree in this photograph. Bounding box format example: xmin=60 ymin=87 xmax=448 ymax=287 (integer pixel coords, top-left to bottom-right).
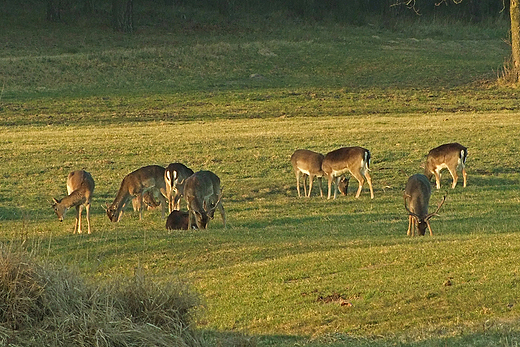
xmin=509 ymin=0 xmax=520 ymax=82
xmin=46 ymin=0 xmax=61 ymax=22
xmin=112 ymin=0 xmax=134 ymax=32
xmin=395 ymin=0 xmax=520 ymax=84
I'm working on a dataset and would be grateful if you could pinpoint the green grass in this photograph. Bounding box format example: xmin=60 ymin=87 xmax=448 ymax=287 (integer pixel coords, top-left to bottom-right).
xmin=1 ymin=15 xmax=520 ymax=346
xmin=2 ymin=113 xmax=520 ymax=346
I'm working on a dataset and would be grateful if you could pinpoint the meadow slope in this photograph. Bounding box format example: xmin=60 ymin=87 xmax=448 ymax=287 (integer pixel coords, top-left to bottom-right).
xmin=1 ymin=16 xmax=520 ymax=347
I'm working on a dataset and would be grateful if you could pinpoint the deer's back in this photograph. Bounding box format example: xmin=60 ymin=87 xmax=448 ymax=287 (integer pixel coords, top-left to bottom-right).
xmin=291 ymin=149 xmax=324 ymax=174
xmin=427 ymin=143 xmax=467 ymax=163
xmin=123 ymin=165 xmax=166 ymax=194
xmin=184 ymin=171 xmax=221 ymax=200
xmin=322 ymin=146 xmax=367 ymax=174
xmin=67 ymin=170 xmax=95 ymax=196
xmin=165 ymin=163 xmax=194 ymax=181
xmin=404 ymin=174 xmax=431 ymax=217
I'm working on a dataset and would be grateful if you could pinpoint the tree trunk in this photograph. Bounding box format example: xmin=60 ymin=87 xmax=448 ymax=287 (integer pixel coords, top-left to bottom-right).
xmin=46 ymin=0 xmax=61 ymax=22
xmin=510 ymin=0 xmax=520 ymax=82
xmin=112 ymin=0 xmax=134 ymax=33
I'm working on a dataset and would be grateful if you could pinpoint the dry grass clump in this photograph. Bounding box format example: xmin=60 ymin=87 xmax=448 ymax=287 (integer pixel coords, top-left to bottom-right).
xmin=0 ymin=250 xmax=46 ymax=331
xmin=0 ymin=248 xmax=204 ymax=347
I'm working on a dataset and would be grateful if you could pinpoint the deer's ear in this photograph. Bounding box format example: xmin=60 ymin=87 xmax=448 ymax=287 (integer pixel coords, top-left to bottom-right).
xmin=52 ymin=198 xmax=59 ymax=204
xmin=166 ymin=171 xmax=171 ymax=181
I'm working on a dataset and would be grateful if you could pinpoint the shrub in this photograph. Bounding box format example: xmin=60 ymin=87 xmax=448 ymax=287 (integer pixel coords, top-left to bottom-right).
xmin=0 ymin=248 xmax=204 ymax=347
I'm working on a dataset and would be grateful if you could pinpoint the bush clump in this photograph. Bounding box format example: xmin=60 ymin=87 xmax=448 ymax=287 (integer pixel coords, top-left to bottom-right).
xmin=0 ymin=249 xmax=204 ymax=347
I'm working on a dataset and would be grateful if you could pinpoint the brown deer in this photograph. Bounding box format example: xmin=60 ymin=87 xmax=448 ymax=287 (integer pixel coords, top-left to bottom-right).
xmin=404 ymin=174 xmax=446 ymax=236
xmin=52 ymin=170 xmax=95 ymax=234
xmin=290 ymin=149 xmax=325 ymax=198
xmin=164 ymin=163 xmax=194 ymax=213
xmin=321 ymin=146 xmax=374 ymax=199
xmin=165 ymin=210 xmax=197 ymax=230
xmin=337 ymin=176 xmax=350 ymax=196
xmin=106 ymin=165 xmax=168 ymax=222
xmin=183 ymin=170 xmax=225 ymax=229
xmin=131 ymin=189 xmax=162 ymax=212
xmin=425 ymin=143 xmax=468 ymax=189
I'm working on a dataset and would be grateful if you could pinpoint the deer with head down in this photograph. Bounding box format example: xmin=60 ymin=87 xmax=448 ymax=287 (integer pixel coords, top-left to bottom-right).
xmin=321 ymin=146 xmax=374 ymax=200
xmin=131 ymin=189 xmax=162 ymax=213
xmin=425 ymin=142 xmax=468 ymax=189
xmin=290 ymin=149 xmax=325 ymax=198
xmin=291 ymin=149 xmax=349 ymax=198
xmin=404 ymin=173 xmax=446 ymax=236
xmin=183 ymin=170 xmax=225 ymax=229
xmin=52 ymin=170 xmax=95 ymax=234
xmin=106 ymin=165 xmax=168 ymax=222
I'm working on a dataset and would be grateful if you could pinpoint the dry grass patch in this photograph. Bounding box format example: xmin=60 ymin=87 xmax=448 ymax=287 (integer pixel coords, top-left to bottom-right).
xmin=0 ymin=247 xmax=204 ymax=347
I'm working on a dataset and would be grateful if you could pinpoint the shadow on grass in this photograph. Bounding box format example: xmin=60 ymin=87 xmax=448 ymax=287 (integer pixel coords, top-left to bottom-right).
xmin=0 ymin=206 xmax=31 ymax=221
xmin=468 ymin=174 xmax=519 ymax=188
xmin=238 ymin=214 xmax=354 ymax=230
xmin=203 ymin=328 xmax=520 ymax=347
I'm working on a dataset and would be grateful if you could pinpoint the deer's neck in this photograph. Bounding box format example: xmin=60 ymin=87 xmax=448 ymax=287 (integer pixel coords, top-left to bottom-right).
xmin=60 ymin=189 xmax=87 ymax=208
xmin=111 ymin=185 xmax=132 ymax=211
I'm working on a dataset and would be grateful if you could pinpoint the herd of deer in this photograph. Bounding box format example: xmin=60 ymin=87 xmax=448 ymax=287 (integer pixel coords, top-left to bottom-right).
xmin=52 ymin=163 xmax=226 ymax=234
xmin=51 ymin=142 xmax=467 ymax=237
xmin=291 ymin=142 xmax=467 ymax=236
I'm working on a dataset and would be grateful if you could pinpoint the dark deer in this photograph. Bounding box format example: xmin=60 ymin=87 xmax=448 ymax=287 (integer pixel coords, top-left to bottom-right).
xmin=165 ymin=210 xmax=197 ymax=230
xmin=425 ymin=143 xmax=468 ymax=189
xmin=132 ymin=189 xmax=162 ymax=212
xmin=183 ymin=170 xmax=225 ymax=229
xmin=52 ymin=170 xmax=95 ymax=234
xmin=404 ymin=174 xmax=446 ymax=236
xmin=322 ymin=146 xmax=374 ymax=199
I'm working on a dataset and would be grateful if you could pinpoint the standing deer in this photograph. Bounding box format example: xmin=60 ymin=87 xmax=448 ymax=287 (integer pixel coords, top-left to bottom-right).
xmin=52 ymin=170 xmax=95 ymax=234
xmin=164 ymin=163 xmax=194 ymax=213
xmin=183 ymin=170 xmax=225 ymax=229
xmin=404 ymin=174 xmax=446 ymax=236
xmin=290 ymin=149 xmax=325 ymax=198
xmin=106 ymin=165 xmax=168 ymax=222
xmin=321 ymin=146 xmax=374 ymax=200
xmin=425 ymin=143 xmax=468 ymax=189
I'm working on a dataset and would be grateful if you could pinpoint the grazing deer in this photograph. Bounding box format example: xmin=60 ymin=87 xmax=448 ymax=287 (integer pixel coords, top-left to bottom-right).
xmin=321 ymin=146 xmax=374 ymax=199
xmin=290 ymin=149 xmax=325 ymax=198
xmin=106 ymin=165 xmax=168 ymax=222
xmin=131 ymin=189 xmax=161 ymax=212
xmin=165 ymin=210 xmax=197 ymax=230
xmin=184 ymin=170 xmax=225 ymax=229
xmin=404 ymin=174 xmax=446 ymax=236
xmin=425 ymin=143 xmax=468 ymax=189
xmin=337 ymin=176 xmax=350 ymax=196
xmin=164 ymin=163 xmax=194 ymax=213
xmin=52 ymin=170 xmax=95 ymax=234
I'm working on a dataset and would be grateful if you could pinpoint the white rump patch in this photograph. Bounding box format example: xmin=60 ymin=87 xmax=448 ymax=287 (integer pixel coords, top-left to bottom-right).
xmin=435 ymin=163 xmax=448 ymax=174
xmin=459 ymin=150 xmax=466 ymax=168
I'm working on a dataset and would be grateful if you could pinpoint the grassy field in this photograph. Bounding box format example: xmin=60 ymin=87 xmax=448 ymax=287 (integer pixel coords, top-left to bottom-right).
xmin=1 ymin=13 xmax=520 ymax=346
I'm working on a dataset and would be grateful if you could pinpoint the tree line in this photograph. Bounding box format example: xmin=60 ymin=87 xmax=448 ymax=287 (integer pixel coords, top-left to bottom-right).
xmin=2 ymin=0 xmax=509 ymax=33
